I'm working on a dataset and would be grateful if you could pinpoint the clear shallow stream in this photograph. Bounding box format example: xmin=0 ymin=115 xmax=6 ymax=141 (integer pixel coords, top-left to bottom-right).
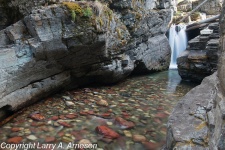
xmin=0 ymin=70 xmax=198 ymax=150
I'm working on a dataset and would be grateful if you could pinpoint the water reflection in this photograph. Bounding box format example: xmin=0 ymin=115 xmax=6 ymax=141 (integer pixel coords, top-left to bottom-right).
xmin=166 ymin=69 xmax=182 ymax=93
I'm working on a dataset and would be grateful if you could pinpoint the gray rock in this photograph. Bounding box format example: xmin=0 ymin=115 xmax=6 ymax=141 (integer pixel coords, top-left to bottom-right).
xmin=0 ymin=2 xmax=172 ymax=116
xmin=165 ymin=3 xmax=225 ymax=149
xmin=178 ymin=22 xmax=220 ymax=82
xmin=165 ymin=73 xmax=219 ymax=149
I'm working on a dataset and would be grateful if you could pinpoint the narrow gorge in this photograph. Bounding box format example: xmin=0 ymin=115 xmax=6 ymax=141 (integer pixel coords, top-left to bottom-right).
xmin=0 ymin=0 xmax=224 ymax=150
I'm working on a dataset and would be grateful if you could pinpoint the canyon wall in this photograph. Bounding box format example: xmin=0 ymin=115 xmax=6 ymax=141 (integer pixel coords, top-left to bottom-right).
xmin=178 ymin=22 xmax=220 ymax=82
xmin=0 ymin=1 xmax=171 ymax=115
xmin=164 ymin=2 xmax=225 ymax=149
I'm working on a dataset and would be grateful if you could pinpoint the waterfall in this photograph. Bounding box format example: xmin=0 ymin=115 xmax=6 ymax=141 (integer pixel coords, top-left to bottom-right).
xmin=169 ymin=24 xmax=188 ymax=69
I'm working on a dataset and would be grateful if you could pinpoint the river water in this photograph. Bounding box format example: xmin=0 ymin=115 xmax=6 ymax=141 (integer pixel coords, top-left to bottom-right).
xmin=0 ymin=70 xmax=197 ymax=150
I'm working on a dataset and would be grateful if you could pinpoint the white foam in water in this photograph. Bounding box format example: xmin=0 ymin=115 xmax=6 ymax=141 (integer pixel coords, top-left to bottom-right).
xmin=169 ymin=24 xmax=188 ymax=69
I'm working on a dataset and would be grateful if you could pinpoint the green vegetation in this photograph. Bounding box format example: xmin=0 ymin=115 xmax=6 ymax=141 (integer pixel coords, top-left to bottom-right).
xmin=71 ymin=10 xmax=76 ymax=22
xmin=63 ymin=2 xmax=93 ymax=21
xmin=63 ymin=2 xmax=82 ymax=14
xmin=82 ymin=6 xmax=93 ymax=18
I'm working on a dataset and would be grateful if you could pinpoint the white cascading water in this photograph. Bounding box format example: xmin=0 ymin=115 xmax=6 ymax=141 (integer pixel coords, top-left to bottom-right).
xmin=169 ymin=24 xmax=188 ymax=69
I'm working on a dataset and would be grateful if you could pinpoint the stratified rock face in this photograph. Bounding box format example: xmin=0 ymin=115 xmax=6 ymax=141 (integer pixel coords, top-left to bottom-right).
xmin=0 ymin=3 xmax=132 ymax=111
xmin=0 ymin=1 xmax=171 ymax=112
xmin=164 ymin=2 xmax=225 ymax=149
xmin=107 ymin=0 xmax=172 ymax=73
xmin=177 ymin=22 xmax=220 ymax=82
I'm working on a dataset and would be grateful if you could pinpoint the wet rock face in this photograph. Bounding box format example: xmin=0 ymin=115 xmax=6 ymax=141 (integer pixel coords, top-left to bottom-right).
xmin=177 ymin=22 xmax=220 ymax=82
xmin=164 ymin=2 xmax=225 ymax=149
xmin=0 ymin=1 xmax=171 ymax=114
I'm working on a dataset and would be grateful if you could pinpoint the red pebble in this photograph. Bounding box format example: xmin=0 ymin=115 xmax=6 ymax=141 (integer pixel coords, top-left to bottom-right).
xmin=58 ymin=121 xmax=72 ymax=127
xmin=95 ymin=126 xmax=120 ymax=139
xmin=155 ymin=113 xmax=168 ymax=118
xmin=114 ymin=117 xmax=135 ymax=129
xmin=7 ymin=137 xmax=23 ymax=144
xmin=11 ymin=128 xmax=21 ymax=132
xmin=45 ymin=136 xmax=56 ymax=143
xmin=50 ymin=116 xmax=59 ymax=121
xmin=29 ymin=113 xmax=45 ymax=121
xmin=65 ymin=114 xmax=77 ymax=119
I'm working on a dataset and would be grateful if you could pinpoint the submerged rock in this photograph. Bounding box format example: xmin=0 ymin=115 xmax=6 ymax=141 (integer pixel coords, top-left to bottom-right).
xmin=114 ymin=117 xmax=135 ymax=129
xmin=95 ymin=125 xmax=120 ymax=139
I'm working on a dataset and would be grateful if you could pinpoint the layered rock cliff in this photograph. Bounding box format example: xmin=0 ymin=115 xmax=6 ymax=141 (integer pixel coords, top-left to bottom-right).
xmin=178 ymin=22 xmax=220 ymax=82
xmin=164 ymin=2 xmax=225 ymax=149
xmin=0 ymin=1 xmax=171 ymax=115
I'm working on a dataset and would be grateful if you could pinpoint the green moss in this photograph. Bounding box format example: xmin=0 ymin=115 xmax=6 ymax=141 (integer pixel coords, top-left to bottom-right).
xmin=63 ymin=2 xmax=82 ymax=14
xmin=71 ymin=10 xmax=76 ymax=21
xmin=82 ymin=6 xmax=93 ymax=18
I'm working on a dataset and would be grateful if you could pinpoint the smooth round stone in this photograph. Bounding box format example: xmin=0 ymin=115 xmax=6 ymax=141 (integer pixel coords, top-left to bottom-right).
xmin=47 ymin=112 xmax=52 ymax=115
xmin=77 ymin=103 xmax=85 ymax=106
xmin=79 ymin=139 xmax=92 ymax=144
xmin=129 ymin=99 xmax=135 ymax=102
xmin=118 ymin=100 xmax=125 ymax=102
xmin=63 ymin=110 xmax=69 ymax=113
xmin=28 ymin=119 xmax=33 ymax=122
xmin=27 ymin=135 xmax=38 ymax=141
xmin=93 ymin=92 xmax=99 ymax=95
xmin=91 ymin=105 xmax=97 ymax=108
xmin=65 ymin=133 xmax=72 ymax=137
xmin=65 ymin=101 xmax=75 ymax=106
xmin=53 ymin=122 xmax=60 ymax=127
xmin=137 ymin=109 xmax=143 ymax=112
xmin=17 ymin=133 xmax=25 ymax=136
xmin=96 ymin=100 xmax=108 ymax=106
xmin=110 ymin=105 xmax=117 ymax=108
xmin=133 ymin=135 xmax=146 ymax=142
xmin=47 ymin=120 xmax=53 ymax=125
xmin=24 ymin=129 xmax=31 ymax=134
xmin=124 ymin=130 xmax=132 ymax=137
xmin=106 ymin=122 xmax=113 ymax=126
xmin=48 ymin=127 xmax=54 ymax=132
xmin=62 ymin=96 xmax=71 ymax=100
xmin=62 ymin=136 xmax=73 ymax=143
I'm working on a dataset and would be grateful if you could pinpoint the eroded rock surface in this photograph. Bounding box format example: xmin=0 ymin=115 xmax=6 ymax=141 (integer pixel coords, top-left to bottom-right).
xmin=177 ymin=22 xmax=220 ymax=82
xmin=0 ymin=1 xmax=171 ymax=114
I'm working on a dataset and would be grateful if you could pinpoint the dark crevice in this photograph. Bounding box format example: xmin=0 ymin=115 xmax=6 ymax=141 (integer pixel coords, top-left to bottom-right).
xmin=0 ymin=105 xmax=13 ymax=121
